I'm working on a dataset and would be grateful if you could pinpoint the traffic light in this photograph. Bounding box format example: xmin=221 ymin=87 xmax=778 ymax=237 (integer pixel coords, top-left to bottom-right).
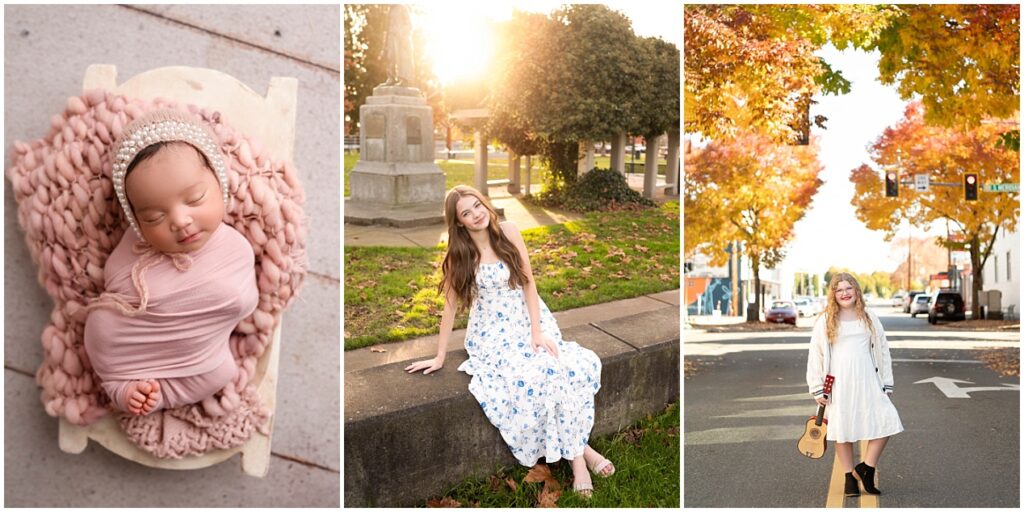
xmin=885 ymin=171 xmax=899 ymax=197
xmin=964 ymin=173 xmax=978 ymax=201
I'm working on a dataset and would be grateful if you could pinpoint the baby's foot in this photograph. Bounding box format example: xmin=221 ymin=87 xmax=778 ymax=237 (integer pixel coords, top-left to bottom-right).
xmin=126 ymin=380 xmax=162 ymax=415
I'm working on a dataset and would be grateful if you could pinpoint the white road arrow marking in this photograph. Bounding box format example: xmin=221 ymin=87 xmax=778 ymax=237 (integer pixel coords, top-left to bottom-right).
xmin=914 ymin=377 xmax=1020 ymax=398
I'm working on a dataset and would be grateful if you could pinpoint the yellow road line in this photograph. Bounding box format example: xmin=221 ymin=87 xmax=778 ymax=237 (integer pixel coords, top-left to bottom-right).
xmin=858 ymin=441 xmax=879 ymax=508
xmin=826 ymin=448 xmax=846 ymax=508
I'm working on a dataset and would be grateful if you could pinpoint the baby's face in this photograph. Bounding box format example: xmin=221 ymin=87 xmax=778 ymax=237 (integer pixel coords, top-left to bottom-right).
xmin=125 ymin=142 xmax=225 ymax=253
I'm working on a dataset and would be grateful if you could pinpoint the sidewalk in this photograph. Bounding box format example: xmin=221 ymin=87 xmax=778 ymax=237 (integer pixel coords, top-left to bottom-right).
xmin=343 ymin=289 xmax=681 ymax=506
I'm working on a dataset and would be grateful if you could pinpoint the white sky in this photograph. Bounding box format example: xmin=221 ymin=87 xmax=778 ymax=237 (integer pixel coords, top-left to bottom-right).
xmin=780 ymin=44 xmax=944 ymax=275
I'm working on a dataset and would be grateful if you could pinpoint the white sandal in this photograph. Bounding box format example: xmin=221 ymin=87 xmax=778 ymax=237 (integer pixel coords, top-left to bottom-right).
xmin=573 ymin=480 xmax=593 ymax=498
xmin=588 ymin=458 xmax=615 ymax=477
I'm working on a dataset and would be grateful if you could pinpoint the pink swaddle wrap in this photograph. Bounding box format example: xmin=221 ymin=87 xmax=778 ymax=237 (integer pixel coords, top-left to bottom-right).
xmin=84 ymin=223 xmax=258 ymax=412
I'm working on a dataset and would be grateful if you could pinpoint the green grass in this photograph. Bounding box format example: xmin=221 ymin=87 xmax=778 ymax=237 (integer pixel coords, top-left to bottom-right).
xmin=424 ymin=402 xmax=680 ymax=508
xmin=343 ymin=153 xmax=665 ymax=197
xmin=344 ymin=201 xmax=680 ymax=350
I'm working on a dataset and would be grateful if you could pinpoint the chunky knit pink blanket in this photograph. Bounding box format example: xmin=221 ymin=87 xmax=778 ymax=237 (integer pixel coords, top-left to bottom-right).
xmin=7 ymin=91 xmax=306 ymax=458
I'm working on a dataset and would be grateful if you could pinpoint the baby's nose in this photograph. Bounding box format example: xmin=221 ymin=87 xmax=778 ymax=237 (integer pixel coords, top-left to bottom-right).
xmin=169 ymin=212 xmax=193 ymax=230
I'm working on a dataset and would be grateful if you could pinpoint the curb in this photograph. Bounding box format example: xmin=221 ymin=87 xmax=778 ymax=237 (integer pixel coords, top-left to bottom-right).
xmin=343 ymin=306 xmax=680 ymax=506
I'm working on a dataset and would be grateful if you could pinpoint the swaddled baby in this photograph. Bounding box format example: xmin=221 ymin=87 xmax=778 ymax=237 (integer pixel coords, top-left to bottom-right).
xmin=84 ymin=109 xmax=258 ymax=416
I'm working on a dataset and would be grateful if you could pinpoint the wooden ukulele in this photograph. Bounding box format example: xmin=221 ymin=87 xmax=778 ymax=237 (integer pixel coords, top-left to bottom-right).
xmin=797 ymin=374 xmax=834 ymax=459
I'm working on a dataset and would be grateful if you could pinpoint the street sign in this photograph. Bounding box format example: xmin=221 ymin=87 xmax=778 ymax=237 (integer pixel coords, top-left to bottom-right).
xmin=984 ymin=183 xmax=1020 ymax=193
xmin=914 ymin=173 xmax=930 ymax=191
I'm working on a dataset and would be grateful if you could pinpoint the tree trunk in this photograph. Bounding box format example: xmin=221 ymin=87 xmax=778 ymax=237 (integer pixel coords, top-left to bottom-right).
xmin=747 ymin=254 xmax=762 ymax=322
xmin=445 ymin=124 xmax=453 ymax=159
xmin=969 ymin=235 xmax=984 ymax=318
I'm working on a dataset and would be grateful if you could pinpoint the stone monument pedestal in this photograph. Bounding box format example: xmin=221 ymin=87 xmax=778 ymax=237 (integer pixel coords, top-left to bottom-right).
xmin=346 ymin=85 xmax=445 ymax=227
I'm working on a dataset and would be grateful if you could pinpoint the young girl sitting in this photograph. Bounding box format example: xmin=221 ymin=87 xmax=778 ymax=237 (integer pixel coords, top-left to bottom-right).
xmin=83 ymin=109 xmax=258 ymax=416
xmin=405 ymin=185 xmax=614 ymax=497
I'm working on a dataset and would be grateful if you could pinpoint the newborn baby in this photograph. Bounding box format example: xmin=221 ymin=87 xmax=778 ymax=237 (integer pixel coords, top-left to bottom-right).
xmin=84 ymin=109 xmax=258 ymax=416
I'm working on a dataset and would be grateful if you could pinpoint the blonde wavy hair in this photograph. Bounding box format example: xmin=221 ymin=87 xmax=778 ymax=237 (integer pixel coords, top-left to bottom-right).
xmin=824 ymin=272 xmax=876 ymax=343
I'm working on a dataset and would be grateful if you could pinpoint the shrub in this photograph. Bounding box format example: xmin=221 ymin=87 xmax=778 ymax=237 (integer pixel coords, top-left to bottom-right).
xmin=537 ymin=167 xmax=656 ymax=212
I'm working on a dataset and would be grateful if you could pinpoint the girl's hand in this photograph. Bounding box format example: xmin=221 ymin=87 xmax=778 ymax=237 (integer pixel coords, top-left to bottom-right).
xmin=815 ymin=396 xmax=828 ymax=407
xmin=531 ymin=333 xmax=559 ymax=360
xmin=405 ymin=357 xmax=444 ymax=375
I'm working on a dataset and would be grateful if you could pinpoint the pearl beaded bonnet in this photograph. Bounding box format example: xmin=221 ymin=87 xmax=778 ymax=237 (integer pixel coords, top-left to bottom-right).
xmin=111 ymin=109 xmax=229 ymax=237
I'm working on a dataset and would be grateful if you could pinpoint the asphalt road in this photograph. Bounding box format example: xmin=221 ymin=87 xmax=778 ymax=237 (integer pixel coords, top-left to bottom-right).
xmin=684 ymin=306 xmax=1020 ymax=508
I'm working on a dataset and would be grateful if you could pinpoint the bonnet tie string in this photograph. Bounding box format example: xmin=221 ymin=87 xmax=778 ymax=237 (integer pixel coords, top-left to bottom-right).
xmin=83 ymin=241 xmax=193 ymax=317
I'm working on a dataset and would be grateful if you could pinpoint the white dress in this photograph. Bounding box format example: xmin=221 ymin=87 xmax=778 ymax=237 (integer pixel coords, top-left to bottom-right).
xmin=827 ymin=320 xmax=904 ymax=442
xmin=457 ymin=261 xmax=602 ymax=466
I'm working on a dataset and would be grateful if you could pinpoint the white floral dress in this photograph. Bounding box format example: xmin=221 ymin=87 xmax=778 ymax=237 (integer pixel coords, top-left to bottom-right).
xmin=457 ymin=261 xmax=602 ymax=466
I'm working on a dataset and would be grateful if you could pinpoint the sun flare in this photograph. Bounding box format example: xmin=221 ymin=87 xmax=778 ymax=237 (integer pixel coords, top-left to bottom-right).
xmin=419 ymin=7 xmax=500 ymax=86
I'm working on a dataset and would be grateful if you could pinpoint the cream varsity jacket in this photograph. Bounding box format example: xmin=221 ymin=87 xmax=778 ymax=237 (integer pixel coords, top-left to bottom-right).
xmin=806 ymin=309 xmax=894 ymax=400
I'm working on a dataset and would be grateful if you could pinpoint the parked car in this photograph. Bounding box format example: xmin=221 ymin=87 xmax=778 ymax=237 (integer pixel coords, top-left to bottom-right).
xmin=766 ymin=300 xmax=798 ymax=325
xmin=793 ymin=298 xmax=815 ymax=317
xmin=928 ymin=290 xmax=966 ymax=324
xmin=910 ymin=294 xmax=932 ymax=317
xmin=891 ymin=292 xmax=905 ymax=308
xmin=813 ymin=297 xmax=827 ymax=314
xmin=902 ymin=291 xmax=924 ymax=313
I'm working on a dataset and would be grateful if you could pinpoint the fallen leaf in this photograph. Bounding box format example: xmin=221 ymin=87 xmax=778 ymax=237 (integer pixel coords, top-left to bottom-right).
xmin=524 ymin=463 xmax=554 ymax=484
xmin=505 ymin=477 xmax=518 ymax=491
xmin=621 ymin=426 xmax=645 ymax=446
xmin=426 ymin=496 xmax=462 ymax=508
xmin=524 ymin=463 xmax=561 ymax=491
xmin=538 ymin=483 xmax=562 ymax=508
xmin=489 ymin=475 xmax=503 ymax=492
xmin=369 ymin=346 xmax=387 ymax=353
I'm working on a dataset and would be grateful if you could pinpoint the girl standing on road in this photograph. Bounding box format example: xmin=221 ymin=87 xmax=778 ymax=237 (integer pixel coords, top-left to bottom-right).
xmin=807 ymin=273 xmax=903 ymax=497
xmin=405 ymin=185 xmax=614 ymax=497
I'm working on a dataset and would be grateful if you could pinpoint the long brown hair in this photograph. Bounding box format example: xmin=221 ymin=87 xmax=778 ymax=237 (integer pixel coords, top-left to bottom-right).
xmin=438 ymin=185 xmax=530 ymax=310
xmin=824 ymin=272 xmax=876 ymax=343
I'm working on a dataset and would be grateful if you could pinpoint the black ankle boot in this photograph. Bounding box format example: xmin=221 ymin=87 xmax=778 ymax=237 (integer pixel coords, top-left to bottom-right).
xmin=854 ymin=462 xmax=881 ymax=495
xmin=844 ymin=472 xmax=859 ymax=497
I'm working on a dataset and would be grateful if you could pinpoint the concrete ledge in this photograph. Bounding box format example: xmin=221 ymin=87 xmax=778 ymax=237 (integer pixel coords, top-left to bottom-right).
xmin=343 ymin=307 xmax=680 ymax=507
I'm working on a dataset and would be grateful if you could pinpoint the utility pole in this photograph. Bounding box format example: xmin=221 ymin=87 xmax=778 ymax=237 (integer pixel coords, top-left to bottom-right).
xmin=909 ymin=224 xmax=917 ymax=292
xmin=946 ymin=219 xmax=952 ymax=268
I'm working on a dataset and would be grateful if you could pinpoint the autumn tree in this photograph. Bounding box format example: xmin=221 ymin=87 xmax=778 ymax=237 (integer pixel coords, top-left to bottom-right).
xmin=486 ymin=5 xmax=681 ymax=193
xmin=850 ymin=102 xmax=1020 ymax=317
xmin=873 ymin=5 xmax=1020 ymax=130
xmin=684 ymin=4 xmax=895 ymax=143
xmin=685 ymin=133 xmax=824 ymax=321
